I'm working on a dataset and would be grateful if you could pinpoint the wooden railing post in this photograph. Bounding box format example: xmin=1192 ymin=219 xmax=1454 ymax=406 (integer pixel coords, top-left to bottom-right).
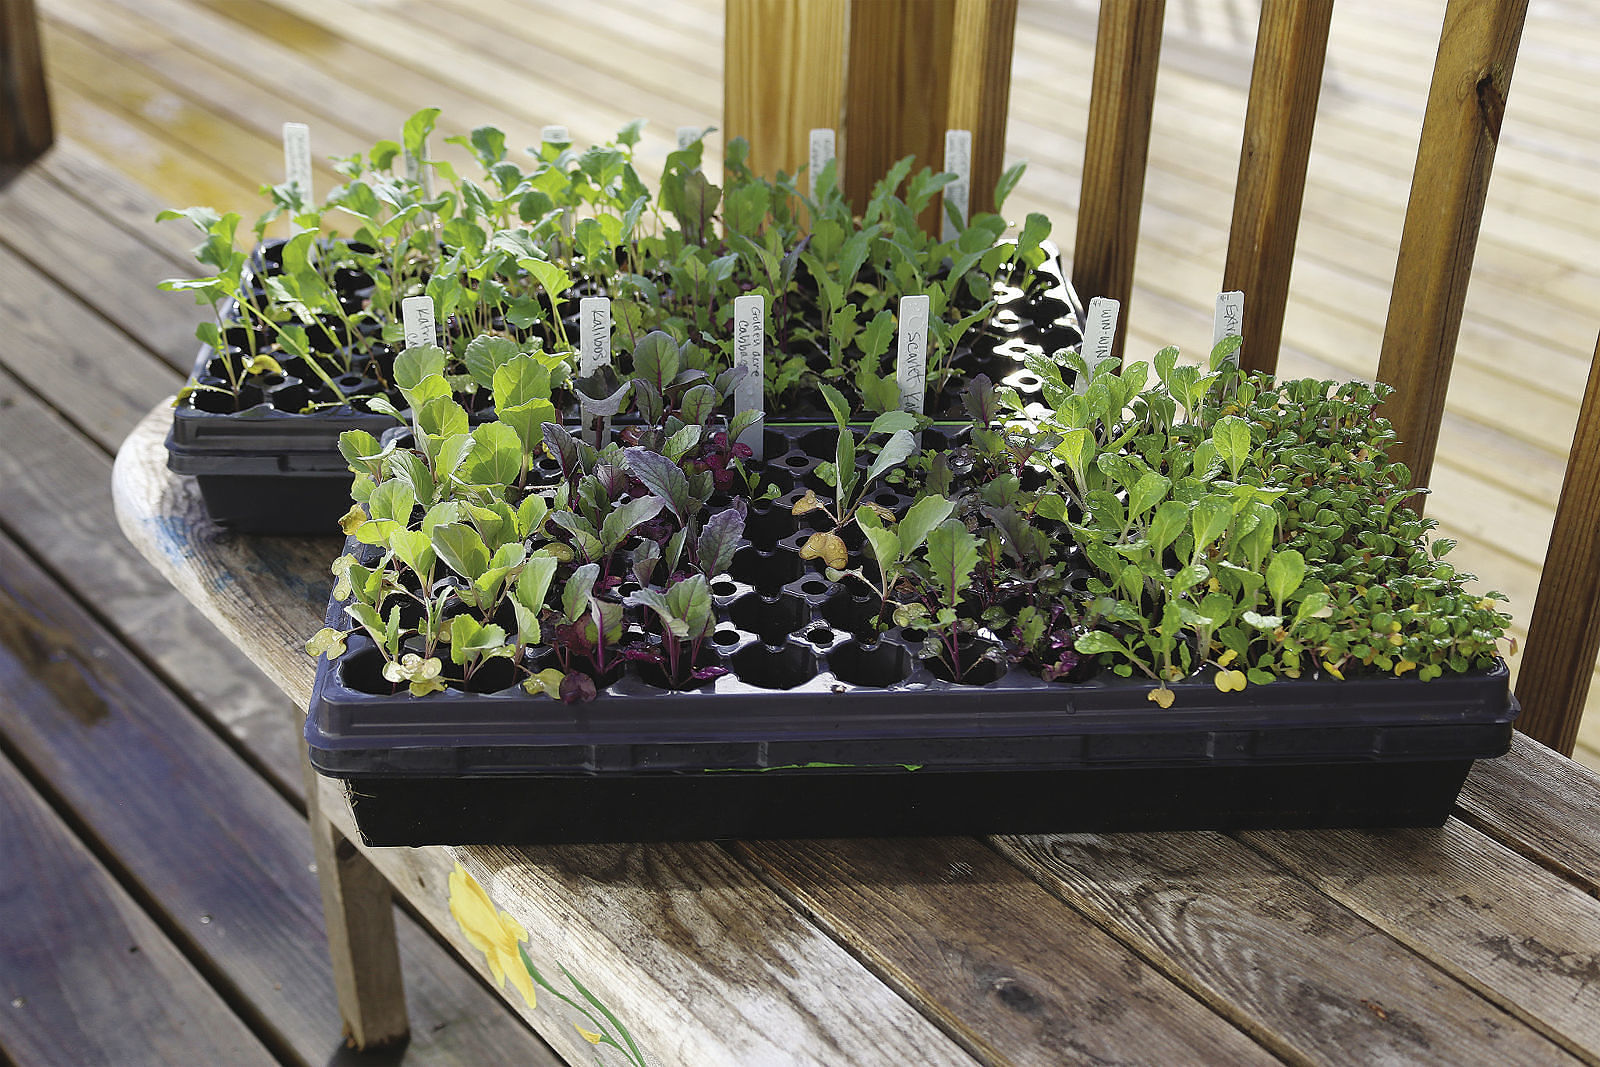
xmin=1072 ymin=0 xmax=1165 ymax=364
xmin=1376 ymin=0 xmax=1528 ymax=499
xmin=724 ymin=0 xmax=1015 ymax=227
xmin=1515 ymin=332 xmax=1600 ymax=757
xmin=1223 ymin=0 xmax=1333 ymax=376
xmin=1 ymin=0 xmax=53 ymax=163
xmin=723 ymin=0 xmax=847 ymax=180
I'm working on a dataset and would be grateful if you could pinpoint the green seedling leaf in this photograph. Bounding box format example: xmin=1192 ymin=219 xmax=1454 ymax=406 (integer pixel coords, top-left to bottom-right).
xmin=696 ymin=507 xmax=745 ymax=577
xmin=465 ymin=422 xmax=523 ymax=486
xmin=1211 ymin=415 xmax=1252 ymax=480
xmin=862 ymin=429 xmax=916 ymax=489
xmin=856 ymin=509 xmax=902 ymax=570
xmin=926 ymin=518 xmax=980 ymax=611
xmin=465 ymin=335 xmax=521 ymax=390
xmin=623 ymin=448 xmax=693 ymax=525
xmin=394 ymin=344 xmax=448 ymax=392
xmin=599 ymin=495 xmax=665 ymax=554
xmin=562 ymin=563 xmax=600 ymax=625
xmin=432 ymin=522 xmax=491 ymax=581
xmin=897 ymin=494 xmax=955 ymax=557
xmin=1266 ymin=549 xmax=1307 ymax=608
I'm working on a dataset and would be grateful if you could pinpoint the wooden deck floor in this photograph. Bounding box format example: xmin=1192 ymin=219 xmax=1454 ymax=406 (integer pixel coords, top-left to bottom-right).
xmin=0 ymin=0 xmax=1596 ymax=1061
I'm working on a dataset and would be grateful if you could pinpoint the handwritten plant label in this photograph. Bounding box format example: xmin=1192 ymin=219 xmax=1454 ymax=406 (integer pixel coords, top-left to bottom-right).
xmin=733 ymin=294 xmax=765 ymax=460
xmin=282 ymin=122 xmax=312 ymax=233
xmin=579 ymin=297 xmax=612 ymax=444
xmin=809 ymin=128 xmax=836 ymax=195
xmin=676 ymin=126 xmax=700 ymax=150
xmin=1080 ymin=297 xmax=1120 ymax=389
xmin=895 ymin=295 xmax=931 ymax=415
xmin=401 ymin=295 xmax=436 ymax=350
xmin=1214 ymin=290 xmax=1244 ymax=363
xmin=942 ymin=129 xmax=971 ymax=241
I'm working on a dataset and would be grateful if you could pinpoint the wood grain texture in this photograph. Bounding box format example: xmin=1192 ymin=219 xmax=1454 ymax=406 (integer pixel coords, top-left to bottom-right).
xmin=723 ymin=0 xmax=846 ymax=180
xmin=1072 ymin=0 xmax=1164 ymax=362
xmin=842 ymin=0 xmax=955 ymax=220
xmin=993 ymin=831 xmax=1580 ymax=1065
xmin=1241 ymin=821 xmax=1600 ymax=1059
xmin=1222 ymin=0 xmax=1332 ymax=375
xmin=0 ymin=526 xmax=558 ymax=1066
xmin=1457 ymin=732 xmax=1600 ymax=897
xmin=736 ymin=836 xmax=1275 ymax=1065
xmin=944 ymin=0 xmax=1017 ymax=218
xmin=318 ymin=781 xmax=981 ymax=1067
xmin=1 ymin=0 xmax=52 ymax=161
xmin=1376 ymin=0 xmax=1529 ymax=496
xmin=0 ymin=749 xmax=274 ymax=1067
xmin=1515 ymin=333 xmax=1600 ymax=754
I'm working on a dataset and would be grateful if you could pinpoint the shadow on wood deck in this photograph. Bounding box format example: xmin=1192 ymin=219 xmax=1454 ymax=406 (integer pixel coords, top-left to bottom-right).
xmin=0 ymin=0 xmax=1597 ymax=1061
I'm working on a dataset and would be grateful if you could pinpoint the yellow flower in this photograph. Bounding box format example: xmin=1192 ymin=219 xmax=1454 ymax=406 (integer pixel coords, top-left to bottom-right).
xmin=448 ymin=863 xmax=537 ymax=1008
xmin=575 ymin=1025 xmax=604 ymax=1045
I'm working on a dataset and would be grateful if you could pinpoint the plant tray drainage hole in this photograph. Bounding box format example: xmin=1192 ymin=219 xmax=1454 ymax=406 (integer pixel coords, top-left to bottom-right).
xmin=710 ymin=579 xmax=740 ymax=599
xmin=823 ymin=589 xmax=882 ymax=640
xmin=797 ymin=578 xmax=830 ymax=598
xmin=730 ymin=545 xmax=804 ymax=596
xmin=743 ymin=503 xmax=796 ymax=548
xmin=807 ymin=627 xmax=835 ymax=648
xmin=730 ymin=643 xmax=818 ymax=690
xmin=340 ymin=648 xmax=396 ymax=695
xmin=713 ymin=628 xmax=741 ymax=648
xmin=829 ymin=640 xmax=913 ymax=687
xmin=729 ymin=591 xmax=808 ymax=645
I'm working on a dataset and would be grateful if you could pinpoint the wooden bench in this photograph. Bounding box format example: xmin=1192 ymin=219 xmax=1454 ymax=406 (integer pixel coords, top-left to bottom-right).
xmin=112 ymin=402 xmax=1600 ymax=1063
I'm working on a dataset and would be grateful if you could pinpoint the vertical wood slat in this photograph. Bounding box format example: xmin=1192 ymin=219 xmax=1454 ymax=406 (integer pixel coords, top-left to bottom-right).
xmin=723 ymin=0 xmax=846 ymax=180
xmin=1072 ymin=0 xmax=1165 ymax=364
xmin=1 ymin=0 xmax=53 ymax=162
xmin=1376 ymin=0 xmax=1528 ymax=497
xmin=1223 ymin=0 xmax=1333 ymax=376
xmin=945 ymin=0 xmax=1018 ymax=218
xmin=1515 ymin=332 xmax=1600 ymax=757
xmin=842 ymin=0 xmax=956 ymax=220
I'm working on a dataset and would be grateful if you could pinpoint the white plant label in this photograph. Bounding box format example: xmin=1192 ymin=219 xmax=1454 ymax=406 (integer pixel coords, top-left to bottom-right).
xmin=401 ymin=295 xmax=435 ymax=350
xmin=895 ymin=295 xmax=931 ymax=415
xmin=733 ymin=294 xmax=765 ymax=460
xmin=579 ymin=297 xmax=612 ymax=444
xmin=282 ymin=122 xmax=312 ymax=233
xmin=809 ymin=128 xmax=836 ymax=195
xmin=1080 ymin=296 xmax=1120 ymax=389
xmin=1214 ymin=289 xmax=1245 ymax=363
xmin=942 ymin=129 xmax=972 ymax=241
xmin=676 ymin=126 xmax=700 ymax=150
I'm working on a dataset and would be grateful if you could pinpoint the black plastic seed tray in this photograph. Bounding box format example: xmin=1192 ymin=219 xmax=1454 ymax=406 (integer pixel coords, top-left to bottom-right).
xmin=305 ymin=426 xmax=1518 ymax=846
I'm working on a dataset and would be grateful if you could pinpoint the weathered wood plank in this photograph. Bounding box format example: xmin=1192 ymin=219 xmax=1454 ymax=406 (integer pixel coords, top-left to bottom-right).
xmin=1457 ymin=732 xmax=1600 ymax=897
xmin=317 ymin=783 xmax=981 ymax=1067
xmin=1376 ymin=0 xmax=1529 ymax=496
xmin=723 ymin=0 xmax=845 ymax=179
xmin=1072 ymin=0 xmax=1164 ymax=362
xmin=1515 ymin=333 xmax=1600 ymax=755
xmin=0 ymin=749 xmax=275 ymax=1067
xmin=1240 ymin=821 xmax=1600 ymax=1059
xmin=0 ymin=158 xmax=197 ymax=371
xmin=1222 ymin=0 xmax=1332 ymax=375
xmin=1 ymin=0 xmax=52 ymax=161
xmin=993 ymin=831 xmax=1580 ymax=1065
xmin=735 ymin=836 xmax=1275 ymax=1065
xmin=0 ymin=525 xmax=559 ymax=1066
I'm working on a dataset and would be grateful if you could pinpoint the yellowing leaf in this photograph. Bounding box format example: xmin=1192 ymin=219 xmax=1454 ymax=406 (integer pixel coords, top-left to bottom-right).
xmin=1395 ymin=659 xmax=1417 ymax=676
xmin=791 ymin=489 xmax=822 ymax=516
xmin=575 ymin=1026 xmax=604 ymax=1045
xmin=338 ymin=504 xmax=368 ymax=535
xmin=1215 ymin=648 xmax=1238 ymax=667
xmin=304 ymin=627 xmax=346 ymax=660
xmin=1322 ymin=660 xmax=1345 ymax=680
xmin=1214 ymin=669 xmax=1247 ymax=693
xmin=799 ymin=531 xmax=848 ymax=569
xmin=523 ymin=668 xmax=566 ymax=698
xmin=243 ymin=353 xmax=284 ymax=376
xmin=1147 ymin=686 xmax=1175 ymax=709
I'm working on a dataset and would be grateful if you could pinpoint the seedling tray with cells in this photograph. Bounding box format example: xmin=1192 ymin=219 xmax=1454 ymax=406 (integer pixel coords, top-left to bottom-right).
xmin=304 ymin=337 xmax=1517 ymax=844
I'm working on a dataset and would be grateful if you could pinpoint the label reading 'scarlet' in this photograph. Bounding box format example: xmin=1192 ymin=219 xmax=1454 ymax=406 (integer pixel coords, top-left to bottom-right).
xmin=1214 ymin=290 xmax=1245 ymax=362
xmin=733 ymin=294 xmax=765 ymax=460
xmin=809 ymin=129 xmax=836 ymax=195
xmin=1081 ymin=297 xmax=1120 ymax=388
xmin=401 ymin=296 xmax=436 ymax=350
xmin=942 ymin=129 xmax=971 ymax=242
xmin=895 ymin=295 xmax=931 ymax=415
